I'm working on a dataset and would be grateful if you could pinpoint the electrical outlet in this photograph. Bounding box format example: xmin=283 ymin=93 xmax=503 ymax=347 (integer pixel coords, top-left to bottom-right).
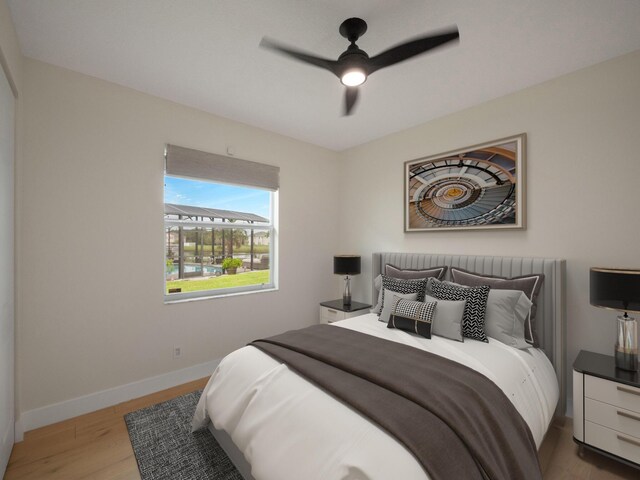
xmin=173 ymin=345 xmax=182 ymax=359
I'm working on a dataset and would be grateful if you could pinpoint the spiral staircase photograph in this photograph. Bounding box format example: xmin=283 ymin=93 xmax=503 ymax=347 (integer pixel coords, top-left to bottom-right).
xmin=407 ymin=140 xmax=520 ymax=229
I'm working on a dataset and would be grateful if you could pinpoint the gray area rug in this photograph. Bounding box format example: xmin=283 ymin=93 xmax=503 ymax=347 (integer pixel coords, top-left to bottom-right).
xmin=125 ymin=389 xmax=243 ymax=480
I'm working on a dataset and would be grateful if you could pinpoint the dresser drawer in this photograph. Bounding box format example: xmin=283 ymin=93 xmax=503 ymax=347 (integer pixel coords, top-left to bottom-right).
xmin=585 ymin=375 xmax=640 ymax=414
xmin=585 ymin=421 xmax=640 ymax=464
xmin=320 ymin=306 xmax=347 ymax=324
xmin=585 ymin=398 xmax=640 ymax=438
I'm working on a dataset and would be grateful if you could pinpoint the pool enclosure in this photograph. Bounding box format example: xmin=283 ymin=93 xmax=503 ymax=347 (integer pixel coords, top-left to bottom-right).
xmin=164 ymin=203 xmax=270 ymax=280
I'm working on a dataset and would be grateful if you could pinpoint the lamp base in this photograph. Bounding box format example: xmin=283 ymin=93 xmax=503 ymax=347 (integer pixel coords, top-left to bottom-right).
xmin=343 ymin=275 xmax=351 ymax=306
xmin=615 ymin=350 xmax=638 ymax=371
xmin=615 ymin=313 xmax=638 ymax=371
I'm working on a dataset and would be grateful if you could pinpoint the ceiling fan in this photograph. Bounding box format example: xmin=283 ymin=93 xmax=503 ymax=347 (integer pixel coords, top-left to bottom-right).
xmin=260 ymin=18 xmax=460 ymax=115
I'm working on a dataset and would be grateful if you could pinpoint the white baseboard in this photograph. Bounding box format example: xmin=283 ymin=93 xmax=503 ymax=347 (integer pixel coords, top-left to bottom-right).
xmin=14 ymin=358 xmax=221 ymax=442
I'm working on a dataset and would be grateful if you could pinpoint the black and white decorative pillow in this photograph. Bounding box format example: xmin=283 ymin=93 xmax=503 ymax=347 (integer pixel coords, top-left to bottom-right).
xmin=379 ymin=290 xmax=419 ymax=324
xmin=372 ymin=266 xmax=446 ymax=314
xmin=426 ymin=278 xmax=490 ymax=342
xmin=388 ymin=298 xmax=437 ymax=339
xmin=380 ymin=275 xmax=428 ymax=314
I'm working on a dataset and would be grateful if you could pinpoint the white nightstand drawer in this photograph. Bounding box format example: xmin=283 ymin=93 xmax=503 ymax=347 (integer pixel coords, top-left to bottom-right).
xmin=320 ymin=305 xmax=371 ymax=324
xmin=320 ymin=306 xmax=347 ymax=324
xmin=585 ymin=375 xmax=640 ymax=414
xmin=585 ymin=421 xmax=640 ymax=464
xmin=585 ymin=398 xmax=640 ymax=438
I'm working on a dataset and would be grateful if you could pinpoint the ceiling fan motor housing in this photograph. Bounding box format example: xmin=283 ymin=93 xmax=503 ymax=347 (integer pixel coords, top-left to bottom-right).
xmin=338 ymin=45 xmax=370 ymax=76
xmin=339 ymin=17 xmax=368 ymax=43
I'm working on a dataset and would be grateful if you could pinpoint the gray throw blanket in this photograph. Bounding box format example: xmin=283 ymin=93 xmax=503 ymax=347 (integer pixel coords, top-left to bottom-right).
xmin=251 ymin=325 xmax=542 ymax=480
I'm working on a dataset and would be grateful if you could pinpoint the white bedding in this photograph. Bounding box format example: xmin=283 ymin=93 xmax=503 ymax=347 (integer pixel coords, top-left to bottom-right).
xmin=192 ymin=314 xmax=559 ymax=480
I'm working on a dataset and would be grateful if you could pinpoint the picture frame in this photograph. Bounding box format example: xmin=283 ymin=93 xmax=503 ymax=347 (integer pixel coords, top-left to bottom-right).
xmin=404 ymin=133 xmax=526 ymax=232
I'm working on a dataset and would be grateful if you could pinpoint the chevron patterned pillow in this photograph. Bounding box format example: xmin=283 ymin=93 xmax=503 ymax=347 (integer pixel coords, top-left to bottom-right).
xmin=426 ymin=278 xmax=490 ymax=342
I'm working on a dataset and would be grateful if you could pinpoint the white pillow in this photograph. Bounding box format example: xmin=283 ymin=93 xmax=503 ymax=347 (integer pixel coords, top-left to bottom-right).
xmin=484 ymin=289 xmax=532 ymax=349
xmin=378 ymin=290 xmax=419 ymax=324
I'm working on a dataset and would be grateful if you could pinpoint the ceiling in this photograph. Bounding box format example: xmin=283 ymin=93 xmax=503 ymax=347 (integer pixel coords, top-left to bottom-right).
xmin=8 ymin=0 xmax=640 ymax=151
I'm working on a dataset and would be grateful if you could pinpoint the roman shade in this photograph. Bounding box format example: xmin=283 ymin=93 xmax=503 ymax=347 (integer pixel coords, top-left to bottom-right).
xmin=165 ymin=144 xmax=280 ymax=191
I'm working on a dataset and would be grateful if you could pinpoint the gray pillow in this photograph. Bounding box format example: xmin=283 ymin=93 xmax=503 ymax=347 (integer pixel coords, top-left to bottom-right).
xmin=371 ymin=274 xmax=383 ymax=314
xmin=378 ymin=290 xmax=419 ymax=324
xmin=450 ymin=267 xmax=544 ymax=346
xmin=385 ymin=264 xmax=448 ymax=281
xmin=484 ymin=289 xmax=533 ymax=349
xmin=424 ymin=294 xmax=465 ymax=342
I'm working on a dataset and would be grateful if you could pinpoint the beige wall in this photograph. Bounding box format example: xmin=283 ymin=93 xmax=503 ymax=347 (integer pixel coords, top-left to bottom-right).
xmin=17 ymin=58 xmax=340 ymax=412
xmin=339 ymin=49 xmax=640 ymax=405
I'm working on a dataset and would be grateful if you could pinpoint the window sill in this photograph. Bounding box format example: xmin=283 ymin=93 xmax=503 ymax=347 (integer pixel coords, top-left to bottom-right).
xmin=164 ymin=286 xmax=278 ymax=304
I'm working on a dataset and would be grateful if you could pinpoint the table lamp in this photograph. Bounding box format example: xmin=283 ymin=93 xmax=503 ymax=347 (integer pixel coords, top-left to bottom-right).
xmin=590 ymin=267 xmax=640 ymax=371
xmin=334 ymin=255 xmax=361 ymax=306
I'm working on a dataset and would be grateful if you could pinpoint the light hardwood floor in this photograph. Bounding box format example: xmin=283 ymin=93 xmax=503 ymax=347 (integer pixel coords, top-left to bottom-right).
xmin=3 ymin=379 xmax=639 ymax=479
xmin=4 ymin=378 xmax=209 ymax=480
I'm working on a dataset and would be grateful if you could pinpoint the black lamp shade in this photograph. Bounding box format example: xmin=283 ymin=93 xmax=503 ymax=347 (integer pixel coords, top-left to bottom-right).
xmin=590 ymin=267 xmax=640 ymax=313
xmin=334 ymin=255 xmax=361 ymax=275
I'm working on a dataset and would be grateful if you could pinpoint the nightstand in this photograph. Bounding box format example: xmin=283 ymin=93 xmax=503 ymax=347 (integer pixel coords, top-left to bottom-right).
xmin=573 ymin=350 xmax=640 ymax=468
xmin=319 ymin=299 xmax=371 ymax=324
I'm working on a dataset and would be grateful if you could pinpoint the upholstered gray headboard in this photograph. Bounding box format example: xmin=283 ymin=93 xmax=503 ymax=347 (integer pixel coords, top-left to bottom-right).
xmin=373 ymin=252 xmax=566 ymax=415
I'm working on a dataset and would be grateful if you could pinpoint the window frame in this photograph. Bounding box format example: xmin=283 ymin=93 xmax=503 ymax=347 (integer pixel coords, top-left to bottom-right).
xmin=163 ymin=179 xmax=278 ymax=303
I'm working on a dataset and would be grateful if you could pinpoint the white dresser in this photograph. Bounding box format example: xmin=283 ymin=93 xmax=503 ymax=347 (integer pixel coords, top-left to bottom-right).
xmin=319 ymin=299 xmax=371 ymax=324
xmin=573 ymin=350 xmax=640 ymax=468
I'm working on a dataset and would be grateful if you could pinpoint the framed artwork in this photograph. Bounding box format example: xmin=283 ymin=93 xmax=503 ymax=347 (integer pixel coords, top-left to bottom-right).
xmin=404 ymin=133 xmax=526 ymax=232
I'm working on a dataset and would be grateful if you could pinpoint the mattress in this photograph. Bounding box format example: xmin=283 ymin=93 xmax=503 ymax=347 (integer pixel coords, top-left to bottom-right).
xmin=192 ymin=314 xmax=559 ymax=480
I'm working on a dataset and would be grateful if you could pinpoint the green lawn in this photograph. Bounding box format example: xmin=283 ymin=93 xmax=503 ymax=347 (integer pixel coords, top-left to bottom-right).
xmin=166 ymin=270 xmax=270 ymax=293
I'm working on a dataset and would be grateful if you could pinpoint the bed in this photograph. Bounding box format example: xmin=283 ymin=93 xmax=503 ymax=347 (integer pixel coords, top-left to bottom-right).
xmin=192 ymin=252 xmax=566 ymax=480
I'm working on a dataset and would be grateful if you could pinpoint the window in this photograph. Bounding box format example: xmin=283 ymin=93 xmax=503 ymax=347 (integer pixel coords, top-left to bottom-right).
xmin=164 ymin=145 xmax=278 ymax=301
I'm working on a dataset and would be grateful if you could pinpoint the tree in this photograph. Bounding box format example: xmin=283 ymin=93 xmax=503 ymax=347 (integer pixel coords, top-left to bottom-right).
xmin=232 ymin=229 xmax=247 ymax=248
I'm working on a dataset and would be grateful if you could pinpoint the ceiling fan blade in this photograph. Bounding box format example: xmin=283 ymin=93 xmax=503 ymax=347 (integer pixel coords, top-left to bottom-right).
xmin=343 ymin=87 xmax=359 ymax=116
xmin=368 ymin=27 xmax=459 ymax=74
xmin=260 ymin=37 xmax=339 ymax=75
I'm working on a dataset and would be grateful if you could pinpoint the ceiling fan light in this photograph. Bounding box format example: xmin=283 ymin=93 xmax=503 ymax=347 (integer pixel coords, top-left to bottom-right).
xmin=341 ymin=69 xmax=366 ymax=86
